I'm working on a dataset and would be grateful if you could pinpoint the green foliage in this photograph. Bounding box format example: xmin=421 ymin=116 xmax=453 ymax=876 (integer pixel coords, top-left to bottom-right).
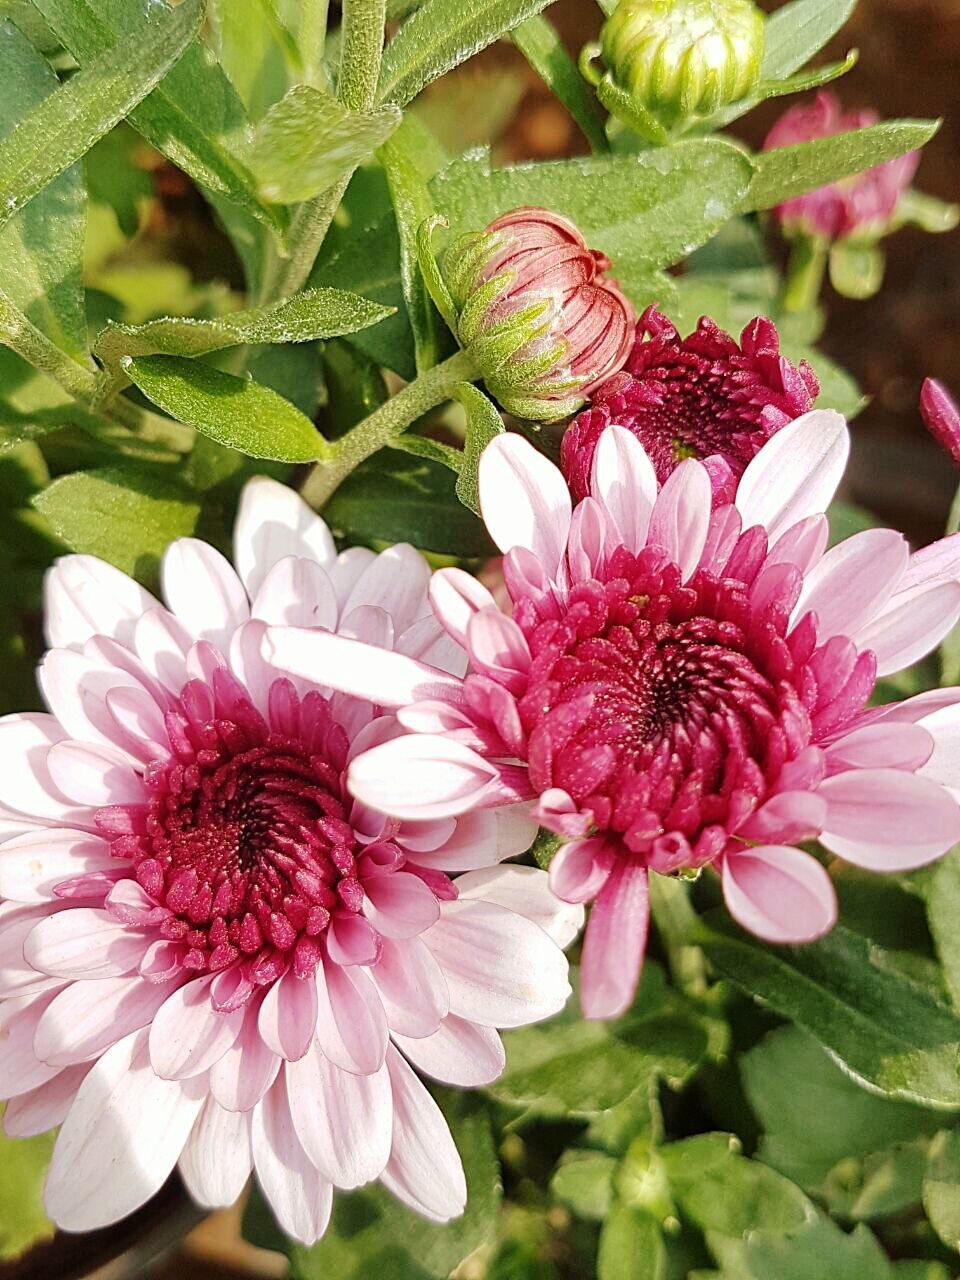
xmin=512 ymin=14 xmax=609 ymax=153
xmin=0 ymin=1119 xmax=55 ymax=1260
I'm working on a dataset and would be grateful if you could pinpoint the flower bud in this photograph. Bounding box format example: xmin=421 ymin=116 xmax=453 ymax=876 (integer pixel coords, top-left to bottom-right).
xmin=921 ymin=378 xmax=960 ymax=467
xmin=764 ymin=92 xmax=919 ymax=242
xmin=589 ymin=0 xmax=764 ymax=140
xmin=444 ymin=207 xmax=635 ymax=422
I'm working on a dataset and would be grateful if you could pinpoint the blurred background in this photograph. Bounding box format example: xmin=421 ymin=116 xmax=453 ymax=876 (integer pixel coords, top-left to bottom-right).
xmin=3 ymin=0 xmax=958 ymax=1276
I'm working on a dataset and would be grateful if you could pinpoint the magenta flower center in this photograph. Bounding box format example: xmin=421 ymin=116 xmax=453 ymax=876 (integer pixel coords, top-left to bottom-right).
xmin=97 ymin=672 xmax=366 ymax=983
xmin=510 ymin=543 xmax=875 ymax=871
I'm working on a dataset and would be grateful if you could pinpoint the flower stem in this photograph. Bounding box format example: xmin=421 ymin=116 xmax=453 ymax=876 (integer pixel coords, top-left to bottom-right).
xmin=256 ymin=0 xmax=388 ymax=306
xmin=301 ymin=347 xmax=479 ymax=508
xmin=0 ymin=287 xmax=193 ymax=453
xmin=782 ymin=235 xmax=828 ymax=313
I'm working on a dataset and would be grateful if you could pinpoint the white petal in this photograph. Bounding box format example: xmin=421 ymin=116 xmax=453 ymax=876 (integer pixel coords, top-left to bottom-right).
xmin=3 ymin=1064 xmax=90 ymax=1137
xmin=454 ymin=864 xmax=584 ymax=948
xmin=25 ymin=909 xmax=148 ymax=980
xmin=342 ymin=544 xmax=431 ymax=637
xmin=370 ymin=936 xmax=449 ymax=1038
xmin=429 ymin=569 xmax=498 ymax=648
xmin=287 ymin=1048 xmax=392 ymax=1189
xmin=44 ymin=556 xmax=157 ymax=650
xmin=393 ymin=1015 xmax=505 ymax=1087
xmin=234 ymin=476 xmax=336 ymax=596
xmin=251 ymin=1076 xmax=333 ymax=1246
xmin=793 ymin=528 xmax=909 ymax=641
xmin=35 ymin=973 xmax=172 ymax=1068
xmin=149 ymin=977 xmax=244 ymax=1079
xmin=737 ymin=410 xmax=849 ymax=542
xmin=0 ymin=714 xmax=85 ymax=822
xmin=853 ymin=580 xmax=960 ymax=677
xmin=349 ymin=735 xmax=498 ymax=820
xmin=257 ymin=968 xmax=319 ymax=1062
xmin=591 ymin=424 xmax=657 ymax=554
xmin=162 ymin=538 xmax=249 ymax=650
xmin=44 ymin=1028 xmax=205 ymax=1232
xmin=647 ymin=458 xmax=711 ymax=581
xmin=0 ymin=830 xmax=114 ymax=903
xmin=251 ymin=556 xmax=339 ymax=630
xmin=179 ymin=1098 xmax=252 ymax=1208
xmin=46 ymin=740 xmax=144 ymax=808
xmin=407 ymin=805 xmax=538 ymax=872
xmin=478 ymin=435 xmax=571 ymax=578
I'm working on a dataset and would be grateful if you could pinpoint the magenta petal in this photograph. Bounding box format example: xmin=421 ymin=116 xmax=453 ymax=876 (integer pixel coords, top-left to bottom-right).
xmin=579 ymin=860 xmax=649 ymax=1020
xmin=721 ymin=845 xmax=837 ymax=944
xmin=548 ymin=837 xmax=615 ymax=904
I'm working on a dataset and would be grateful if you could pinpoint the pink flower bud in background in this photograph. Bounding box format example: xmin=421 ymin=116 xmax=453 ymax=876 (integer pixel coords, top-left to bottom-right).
xmin=445 ymin=207 xmax=636 ymax=422
xmin=764 ymin=91 xmax=919 ymax=240
xmin=561 ymin=305 xmax=818 ymax=502
xmin=921 ymin=378 xmax=960 ymax=467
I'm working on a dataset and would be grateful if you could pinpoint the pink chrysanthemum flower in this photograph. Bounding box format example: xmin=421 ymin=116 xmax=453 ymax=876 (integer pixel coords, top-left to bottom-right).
xmin=0 ymin=477 xmax=579 ymax=1241
xmin=561 ymin=306 xmax=819 ymax=503
xmin=306 ymin=416 xmax=960 ymax=1021
xmin=764 ymin=91 xmax=919 ymax=241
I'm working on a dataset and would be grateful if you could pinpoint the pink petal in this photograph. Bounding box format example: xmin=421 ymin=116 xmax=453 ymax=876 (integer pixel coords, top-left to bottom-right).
xmin=327 ymin=546 xmax=376 ymax=608
xmin=0 ymin=713 xmax=86 ymax=823
xmin=25 ymin=908 xmax=148 ymax=979
xmin=209 ymin=1002 xmax=280 ymax=1112
xmin=647 ymin=459 xmax=711 ymax=582
xmin=363 ymin=871 xmax=440 ymax=939
xmin=721 ymin=844 xmax=837 ymax=943
xmin=424 ymin=899 xmax=570 ymax=1028
xmin=852 ymin=580 xmax=960 ymax=677
xmin=234 ymin=476 xmax=336 ymax=596
xmin=44 ymin=1028 xmax=205 ymax=1232
xmin=824 ymin=722 xmax=934 ymax=773
xmin=794 ymin=528 xmax=908 ymax=641
xmin=0 ymin=830 xmax=115 ymax=903
xmin=257 ymin=968 xmax=319 ymax=1062
xmin=46 ymin=740 xmax=144 ymax=808
xmin=370 ymin=936 xmax=449 ymax=1038
xmin=162 ymin=538 xmax=249 ymax=651
xmin=44 ymin=555 xmax=158 ymax=651
xmin=737 ymin=410 xmax=849 ymax=542
xmin=338 ymin=604 xmax=395 ymax=650
xmin=150 ymin=976 xmax=244 ymax=1078
xmin=819 ymin=768 xmax=960 ymax=869
xmin=767 ymin=514 xmax=829 ymax=575
xmin=286 ymin=1048 xmax=392 ymax=1189
xmin=251 ymin=1075 xmax=333 ymax=1246
xmin=897 ymin=532 xmax=960 ymax=594
xmin=348 ymin=735 xmax=499 ymax=821
xmin=326 ymin=913 xmax=382 ymax=966
xmin=738 ymin=791 xmax=827 ymax=843
xmin=430 ymin=568 xmax=498 ymax=647
xmin=38 ymin=648 xmax=148 ymax=759
xmin=251 ymin=557 xmax=339 ymax=630
xmin=566 ymin=497 xmax=610 ymax=583
xmin=548 ymin=837 xmax=616 ymax=904
xmin=179 ymin=1097 xmax=252 ymax=1208
xmin=380 ymin=1044 xmax=466 ymax=1223
xmin=392 ymin=1014 xmax=505 ymax=1087
xmin=407 ymin=805 xmax=537 ymax=872
xmin=3 ymin=1064 xmax=90 ymax=1137
xmin=590 ymin=424 xmax=657 ymax=554
xmin=0 ymin=992 xmax=62 ymax=1096
xmin=132 ymin=607 xmax=192 ymax=694
xmin=315 ymin=958 xmax=388 ymax=1075
xmin=35 ymin=973 xmax=173 ymax=1068
xmin=0 ymin=903 xmax=63 ymax=998
xmin=579 ymin=860 xmax=649 ymax=1020
xmin=478 ymin=435 xmax=572 ymax=578
xmin=342 ymin=544 xmax=431 ymax=636
xmin=466 ymin=608 xmax=531 ymax=694
xmin=262 ymin=628 xmax=463 ymax=708
xmin=455 ymin=864 xmax=584 ymax=948
xmin=395 ymin=616 xmax=468 ymax=678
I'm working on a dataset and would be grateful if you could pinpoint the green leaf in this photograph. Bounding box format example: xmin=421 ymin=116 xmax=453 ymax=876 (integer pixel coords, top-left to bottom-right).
xmin=0 ymin=20 xmax=86 ymax=357
xmin=918 ymin=849 xmax=960 ymax=1011
xmin=0 ymin=0 xmax=203 ymax=230
xmin=660 ymin=1134 xmax=810 ymax=1238
xmin=379 ymin=119 xmax=444 ymax=373
xmin=826 ymin=499 xmax=881 ymax=546
xmin=551 ymin=1151 xmax=617 ymax=1221
xmin=487 ymin=963 xmax=707 ymax=1117
xmin=829 ymin=241 xmax=885 ymax=300
xmin=702 ymin=1217 xmax=895 ymax=1280
xmin=761 ymin=0 xmax=858 ymax=81
xmin=93 ymin=287 xmax=394 ymax=398
xmin=746 ymin=120 xmax=940 ymax=214
xmin=453 ymin=382 xmax=503 ymax=515
xmin=377 ymin=0 xmax=555 ymax=107
xmin=513 ymin=14 xmax=609 ymax=153
xmin=598 ymin=1205 xmax=665 ymax=1280
xmin=32 ymin=465 xmax=200 ymax=583
xmin=322 ymin=448 xmax=494 ymax=556
xmin=695 ymin=917 xmax=960 ymax=1109
xmin=32 ymin=0 xmax=282 ymax=233
xmin=431 ymin=142 xmax=754 ymax=304
xmin=270 ymin=1092 xmax=501 ymax=1280
xmin=0 ymin=1116 xmax=54 ymax=1261
xmin=741 ymin=1026 xmax=940 ymax=1193
xmin=124 ymin=355 xmax=327 ymax=463
xmin=244 ymin=84 xmax=401 ymax=204
xmin=209 ymin=0 xmax=292 ymax=118
xmin=924 ymin=1129 xmax=960 ymax=1253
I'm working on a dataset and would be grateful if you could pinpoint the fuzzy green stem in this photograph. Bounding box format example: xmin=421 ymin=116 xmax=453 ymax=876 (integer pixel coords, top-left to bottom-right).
xmin=301 ymin=348 xmax=479 ymax=508
xmin=782 ymin=234 xmax=829 ymax=313
xmin=0 ymin=287 xmax=193 ymax=453
xmin=338 ymin=0 xmax=388 ymax=111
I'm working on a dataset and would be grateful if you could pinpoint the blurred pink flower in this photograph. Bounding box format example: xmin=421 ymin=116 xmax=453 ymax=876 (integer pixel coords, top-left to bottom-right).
xmin=324 ymin=419 xmax=960 ymax=1021
xmin=921 ymin=378 xmax=960 ymax=467
xmin=561 ymin=306 xmax=819 ymax=503
xmin=0 ymin=478 xmax=579 ymax=1241
xmin=447 ymin=206 xmax=636 ymax=420
xmin=764 ymin=91 xmax=919 ymax=240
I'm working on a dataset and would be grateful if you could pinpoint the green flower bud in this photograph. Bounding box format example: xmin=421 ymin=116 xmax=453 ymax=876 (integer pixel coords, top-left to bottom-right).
xmin=585 ymin=0 xmax=765 ymax=142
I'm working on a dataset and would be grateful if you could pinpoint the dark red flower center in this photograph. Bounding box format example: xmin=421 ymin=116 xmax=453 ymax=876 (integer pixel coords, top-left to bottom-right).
xmin=97 ymin=671 xmax=365 ymax=983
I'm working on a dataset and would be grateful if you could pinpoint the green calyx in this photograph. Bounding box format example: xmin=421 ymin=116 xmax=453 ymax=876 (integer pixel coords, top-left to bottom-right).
xmin=585 ymin=0 xmax=764 ymax=143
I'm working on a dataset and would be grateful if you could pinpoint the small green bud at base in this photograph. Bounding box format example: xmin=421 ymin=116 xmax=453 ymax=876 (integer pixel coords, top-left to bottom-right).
xmin=594 ymin=0 xmax=764 ymax=140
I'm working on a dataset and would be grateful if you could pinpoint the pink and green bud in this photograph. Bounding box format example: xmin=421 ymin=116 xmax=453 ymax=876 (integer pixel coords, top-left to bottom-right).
xmin=921 ymin=378 xmax=960 ymax=467
xmin=444 ymin=207 xmax=635 ymax=422
xmin=586 ymin=0 xmax=764 ymax=142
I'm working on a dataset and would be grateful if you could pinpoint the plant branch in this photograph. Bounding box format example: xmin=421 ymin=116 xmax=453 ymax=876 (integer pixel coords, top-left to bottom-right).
xmin=301 ymin=347 xmax=478 ymax=508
